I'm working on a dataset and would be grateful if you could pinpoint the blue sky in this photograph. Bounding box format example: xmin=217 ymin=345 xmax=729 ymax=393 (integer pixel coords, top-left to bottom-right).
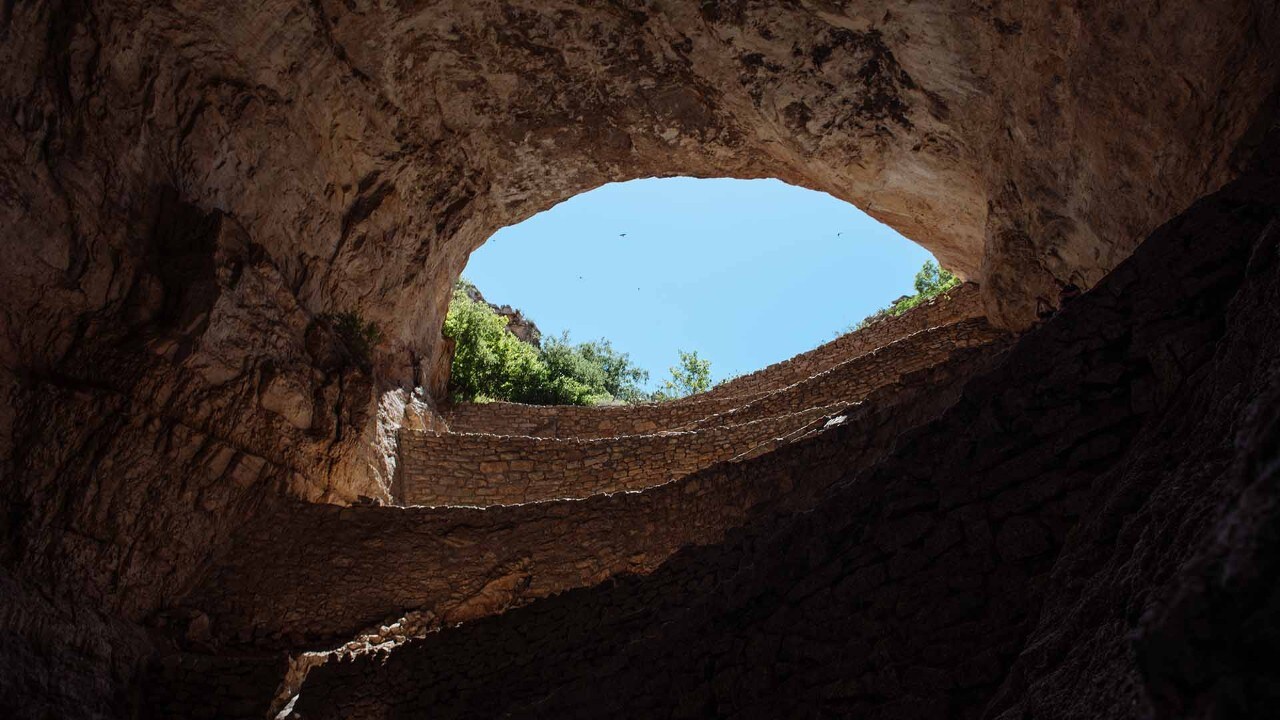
xmin=462 ymin=177 xmax=934 ymax=389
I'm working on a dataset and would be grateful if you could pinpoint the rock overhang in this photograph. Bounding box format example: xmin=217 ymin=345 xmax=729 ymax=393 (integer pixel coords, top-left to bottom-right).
xmin=3 ymin=1 xmax=1280 ymax=717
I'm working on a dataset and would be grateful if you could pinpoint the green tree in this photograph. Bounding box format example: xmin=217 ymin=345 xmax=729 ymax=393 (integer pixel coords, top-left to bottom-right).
xmin=847 ymin=260 xmax=961 ymax=332
xmin=531 ymin=333 xmax=612 ymax=406
xmin=888 ymin=260 xmax=959 ymax=315
xmin=912 ymin=260 xmax=958 ymax=296
xmin=443 ymin=284 xmax=545 ymax=402
xmin=657 ymin=350 xmax=712 ymax=399
xmin=576 ymin=338 xmax=650 ymax=403
xmin=443 ymin=280 xmax=656 ymax=406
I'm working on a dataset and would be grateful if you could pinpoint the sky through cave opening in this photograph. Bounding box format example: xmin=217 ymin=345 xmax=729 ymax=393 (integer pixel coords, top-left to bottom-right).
xmin=461 ymin=177 xmax=940 ymax=391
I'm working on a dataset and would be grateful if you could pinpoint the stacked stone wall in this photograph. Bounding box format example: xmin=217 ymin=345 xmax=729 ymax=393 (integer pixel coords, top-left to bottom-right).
xmin=440 ymin=392 xmax=755 ymax=440
xmin=691 ymin=282 xmax=984 ymax=402
xmin=289 ymin=166 xmax=1280 ymax=719
xmin=681 ymin=318 xmax=1001 ymax=431
xmin=441 ymin=283 xmax=983 ymax=438
xmin=398 ymin=319 xmax=1002 ymax=506
xmin=179 ymin=342 xmax=1007 ymax=650
xmin=397 ymin=406 xmax=832 ymax=507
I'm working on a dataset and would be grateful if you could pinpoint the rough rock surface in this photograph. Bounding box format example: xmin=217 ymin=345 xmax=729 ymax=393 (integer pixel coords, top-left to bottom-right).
xmin=461 ymin=283 xmax=543 ymax=346
xmin=182 ymin=343 xmax=1000 ymax=654
xmin=397 ymin=318 xmax=1003 ymax=507
xmin=293 ymin=130 xmax=1280 ymax=720
xmin=1 ymin=1 xmax=1279 ymax=718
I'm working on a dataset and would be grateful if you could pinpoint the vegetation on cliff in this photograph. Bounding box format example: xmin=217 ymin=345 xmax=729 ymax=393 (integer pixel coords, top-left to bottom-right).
xmin=851 ymin=260 xmax=960 ymax=331
xmin=651 ymin=350 xmax=713 ymax=400
xmin=446 ymin=280 xmax=714 ymax=405
xmin=317 ymin=310 xmax=383 ymax=370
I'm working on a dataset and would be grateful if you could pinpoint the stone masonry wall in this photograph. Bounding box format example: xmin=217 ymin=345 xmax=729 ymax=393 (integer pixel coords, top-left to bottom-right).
xmin=397 ymin=407 xmax=833 ymax=507
xmin=681 ymin=318 xmax=1002 ymax=431
xmin=691 ymin=282 xmax=984 ymax=402
xmin=177 ymin=342 xmax=1009 ymax=652
xmin=441 ymin=284 xmax=983 ymax=438
xmin=398 ymin=319 xmax=1004 ymax=507
xmin=441 ymin=388 xmax=761 ymax=441
xmin=291 ymin=144 xmax=1280 ymax=720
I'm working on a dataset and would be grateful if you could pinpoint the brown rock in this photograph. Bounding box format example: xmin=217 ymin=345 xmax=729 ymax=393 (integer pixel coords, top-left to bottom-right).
xmin=0 ymin=1 xmax=1278 ymax=718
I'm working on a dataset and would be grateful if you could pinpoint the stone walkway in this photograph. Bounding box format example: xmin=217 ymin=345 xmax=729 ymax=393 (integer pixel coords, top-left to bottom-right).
xmin=156 ymin=287 xmax=1012 ymax=717
xmin=398 ymin=285 xmax=991 ymax=509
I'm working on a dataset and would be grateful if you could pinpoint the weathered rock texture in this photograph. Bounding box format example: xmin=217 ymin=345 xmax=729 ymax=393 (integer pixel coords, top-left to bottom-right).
xmin=400 ymin=317 xmax=1003 ymax=506
xmin=294 ymin=130 xmax=1280 ymax=720
xmin=1 ymin=0 xmax=1279 ymax=718
xmin=177 ymin=339 xmax=1009 ymax=652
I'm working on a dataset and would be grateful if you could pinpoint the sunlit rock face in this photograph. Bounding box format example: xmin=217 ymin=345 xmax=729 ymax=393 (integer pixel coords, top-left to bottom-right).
xmin=1 ymin=1 xmax=1279 ymax=718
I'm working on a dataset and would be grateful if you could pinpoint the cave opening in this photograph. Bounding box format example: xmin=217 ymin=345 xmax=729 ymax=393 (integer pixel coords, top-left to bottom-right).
xmin=4 ymin=1 xmax=1278 ymax=717
xmin=447 ymin=176 xmax=949 ymax=406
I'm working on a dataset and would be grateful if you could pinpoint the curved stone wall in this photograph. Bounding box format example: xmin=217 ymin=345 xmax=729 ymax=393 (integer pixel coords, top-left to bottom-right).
xmin=440 ymin=392 xmax=759 ymax=441
xmin=397 ymin=407 xmax=832 ymax=507
xmin=680 ymin=318 xmax=1002 ymax=431
xmin=398 ymin=318 xmax=1004 ymax=507
xmin=177 ymin=342 xmax=1008 ymax=651
xmin=292 ymin=150 xmax=1280 ymax=719
xmin=689 ymin=282 xmax=985 ymax=403
xmin=441 ymin=283 xmax=984 ymax=438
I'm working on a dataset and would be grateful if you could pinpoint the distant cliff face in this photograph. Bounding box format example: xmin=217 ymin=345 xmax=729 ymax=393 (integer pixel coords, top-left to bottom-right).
xmin=461 ymin=285 xmax=543 ymax=348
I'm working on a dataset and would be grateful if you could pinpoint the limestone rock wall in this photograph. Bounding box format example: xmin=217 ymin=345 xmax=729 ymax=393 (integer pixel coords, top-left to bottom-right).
xmin=461 ymin=283 xmax=543 ymax=347
xmin=291 ymin=129 xmax=1280 ymax=720
xmin=0 ymin=570 xmax=154 ymax=720
xmin=1 ymin=0 xmax=1278 ymax=716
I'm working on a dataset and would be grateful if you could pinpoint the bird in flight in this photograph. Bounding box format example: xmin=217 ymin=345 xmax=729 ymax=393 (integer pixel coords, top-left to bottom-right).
xmin=620 ymin=233 xmax=627 ymax=237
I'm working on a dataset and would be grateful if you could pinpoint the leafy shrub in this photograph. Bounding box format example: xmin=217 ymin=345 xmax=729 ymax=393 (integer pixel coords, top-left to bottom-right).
xmin=443 ymin=281 xmax=653 ymax=406
xmin=849 ymin=260 xmax=960 ymax=332
xmin=572 ymin=337 xmax=652 ymax=403
xmin=652 ymin=350 xmax=712 ymax=400
xmin=889 ymin=260 xmax=960 ymax=314
xmin=319 ymin=310 xmax=382 ymax=369
xmin=443 ymin=284 xmax=546 ymax=402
